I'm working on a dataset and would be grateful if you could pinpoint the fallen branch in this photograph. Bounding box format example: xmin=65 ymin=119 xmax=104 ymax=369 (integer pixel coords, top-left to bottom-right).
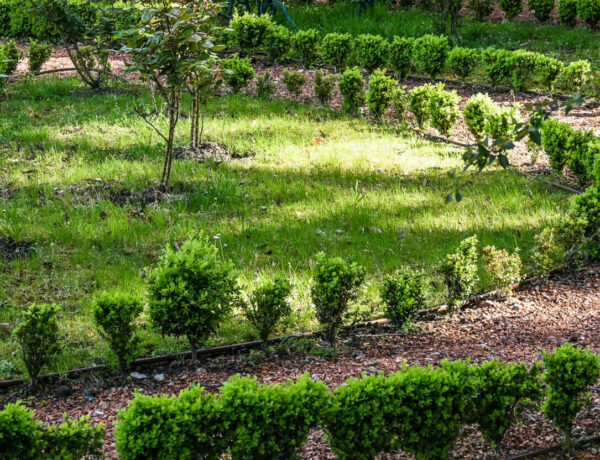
xmin=507 ymin=435 xmax=600 ymax=459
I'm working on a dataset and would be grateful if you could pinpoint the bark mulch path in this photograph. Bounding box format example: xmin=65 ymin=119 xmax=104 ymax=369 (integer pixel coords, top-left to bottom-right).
xmin=2 ymin=266 xmax=600 ymax=459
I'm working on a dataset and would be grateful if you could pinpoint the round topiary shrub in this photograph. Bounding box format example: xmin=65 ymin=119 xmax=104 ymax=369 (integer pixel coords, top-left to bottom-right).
xmin=468 ymin=0 xmax=495 ymax=19
xmin=353 ymin=33 xmax=390 ymax=74
xmin=229 ymin=12 xmax=272 ymax=54
xmin=338 ymin=67 xmax=366 ymax=115
xmin=366 ymin=68 xmax=397 ymax=119
xmin=558 ymin=0 xmax=579 ymax=26
xmin=292 ymin=28 xmax=321 ymax=68
xmin=412 ymin=34 xmax=449 ymax=79
xmin=321 ymin=32 xmax=354 ymax=71
xmin=264 ymin=24 xmax=292 ymax=63
xmin=428 ymin=84 xmax=461 ymax=136
xmin=222 ymin=55 xmax=255 ymax=93
xmin=447 ymin=47 xmax=479 ymax=79
xmin=499 ymin=0 xmax=524 ymax=18
xmin=528 ymin=0 xmax=555 ymax=21
xmin=388 ymin=36 xmax=414 ymax=80
xmin=577 ymin=0 xmax=600 ymax=26
xmin=463 ymin=93 xmax=497 ymax=140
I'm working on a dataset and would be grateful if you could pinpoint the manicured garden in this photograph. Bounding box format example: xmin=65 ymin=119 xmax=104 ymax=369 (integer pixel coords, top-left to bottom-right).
xmin=1 ymin=0 xmax=600 ymax=458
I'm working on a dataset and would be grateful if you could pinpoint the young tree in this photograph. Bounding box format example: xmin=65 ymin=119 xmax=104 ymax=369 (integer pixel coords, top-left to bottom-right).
xmin=121 ymin=0 xmax=222 ymax=190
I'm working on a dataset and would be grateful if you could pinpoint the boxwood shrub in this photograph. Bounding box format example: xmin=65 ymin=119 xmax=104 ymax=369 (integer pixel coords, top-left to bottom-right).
xmin=464 ymin=93 xmax=497 ymax=140
xmin=528 ymin=0 xmax=555 ymax=21
xmin=264 ymin=24 xmax=291 ymax=63
xmin=366 ymin=68 xmax=397 ymax=119
xmin=321 ymin=32 xmax=354 ymax=70
xmin=353 ymin=34 xmax=390 ymax=74
xmin=380 ymin=267 xmax=427 ymax=329
xmin=292 ymin=28 xmax=320 ymax=68
xmin=557 ymin=59 xmax=592 ymax=93
xmin=558 ymin=0 xmax=579 ymax=25
xmin=577 ymin=0 xmax=600 ymax=26
xmin=338 ymin=67 xmax=366 ymax=115
xmin=428 ymin=84 xmax=461 ymax=136
xmin=499 ymin=0 xmax=524 ymax=19
xmin=229 ymin=12 xmax=271 ymax=54
xmin=412 ymin=34 xmax=449 ymax=79
xmin=447 ymin=47 xmax=479 ymax=79
xmin=388 ymin=36 xmax=414 ymax=80
xmin=482 ymin=48 xmax=513 ymax=86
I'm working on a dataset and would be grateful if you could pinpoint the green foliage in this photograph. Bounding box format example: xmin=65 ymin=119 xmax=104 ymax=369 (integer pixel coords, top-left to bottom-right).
xmin=381 ymin=267 xmax=426 ymax=329
xmin=366 ymin=68 xmax=396 ymax=119
xmin=447 ymin=47 xmax=479 ymax=79
xmin=264 ymin=24 xmax=291 ymax=63
xmin=528 ymin=0 xmax=555 ymax=21
xmin=116 ymin=385 xmax=224 ymax=460
xmin=14 ymin=303 xmax=60 ymax=390
xmin=314 ymin=70 xmax=336 ymax=105
xmin=558 ymin=0 xmax=579 ymax=26
xmin=92 ymin=292 xmax=143 ymax=372
xmin=541 ymin=118 xmax=573 ymax=172
xmin=484 ymin=104 xmax=521 ymax=141
xmin=536 ymin=55 xmax=565 ymax=91
xmin=565 ymin=129 xmax=595 ymax=184
xmin=43 ymin=415 xmax=105 ymax=460
xmin=0 ymin=39 xmax=21 ymax=75
xmin=412 ymin=34 xmax=449 ymax=79
xmin=470 ymin=360 xmax=543 ymax=447
xmin=321 ymin=32 xmax=353 ymax=70
xmin=353 ymin=33 xmax=389 ymax=74
xmin=147 ymin=235 xmax=238 ymax=361
xmin=561 ymin=185 xmax=600 ymax=259
xmin=428 ymin=83 xmax=461 ymax=136
xmin=543 ymin=343 xmax=600 ymax=440
xmin=292 ymin=28 xmax=320 ymax=68
xmin=408 ymin=83 xmax=434 ymax=128
xmin=482 ymin=48 xmax=512 ymax=86
xmin=222 ymin=55 xmax=255 ymax=93
xmin=0 ymin=402 xmax=104 ymax=460
xmin=27 ymin=40 xmax=52 ymax=74
xmin=282 ymin=69 xmax=307 ymax=98
xmin=256 ymin=71 xmax=276 ymax=99
xmin=577 ymin=0 xmax=600 ymax=26
xmin=468 ymin=0 xmax=495 ymax=19
xmin=388 ymin=36 xmax=414 ymax=80
xmin=220 ymin=373 xmax=330 ymax=459
xmin=532 ymin=227 xmax=564 ymax=280
xmin=499 ymin=0 xmax=524 ymax=18
xmin=508 ymin=49 xmax=540 ymax=91
xmin=311 ymin=252 xmax=365 ymax=346
xmin=482 ymin=246 xmax=522 ymax=296
xmin=0 ymin=402 xmax=42 ymax=459
xmin=338 ymin=67 xmax=366 ymax=115
xmin=242 ymin=276 xmax=292 ymax=343
xmin=464 ymin=93 xmax=496 ymax=140
xmin=392 ymin=86 xmax=409 ymax=120
xmin=229 ymin=12 xmax=271 ymax=54
xmin=439 ymin=236 xmax=479 ymax=310
xmin=556 ymin=59 xmax=592 ymax=93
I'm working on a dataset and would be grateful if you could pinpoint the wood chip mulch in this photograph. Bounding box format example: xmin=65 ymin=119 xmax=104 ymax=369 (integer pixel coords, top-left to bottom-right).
xmin=1 ymin=266 xmax=600 ymax=459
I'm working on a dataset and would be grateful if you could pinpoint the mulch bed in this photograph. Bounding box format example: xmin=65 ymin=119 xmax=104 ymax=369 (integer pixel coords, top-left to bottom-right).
xmin=2 ymin=266 xmax=600 ymax=459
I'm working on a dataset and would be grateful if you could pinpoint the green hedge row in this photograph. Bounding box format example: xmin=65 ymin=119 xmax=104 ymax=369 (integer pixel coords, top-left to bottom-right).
xmin=0 ymin=402 xmax=104 ymax=460
xmin=227 ymin=13 xmax=594 ymax=95
xmin=113 ymin=344 xmax=599 ymax=459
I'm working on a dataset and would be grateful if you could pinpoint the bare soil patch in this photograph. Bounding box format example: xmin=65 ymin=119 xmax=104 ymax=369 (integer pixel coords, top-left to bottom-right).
xmin=0 ymin=236 xmax=34 ymax=260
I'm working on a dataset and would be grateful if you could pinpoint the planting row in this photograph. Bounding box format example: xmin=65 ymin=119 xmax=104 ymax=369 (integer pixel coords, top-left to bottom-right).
xmin=11 ymin=175 xmax=600 ymax=387
xmin=4 ymin=344 xmax=596 ymax=459
xmin=227 ymin=13 xmax=595 ymax=94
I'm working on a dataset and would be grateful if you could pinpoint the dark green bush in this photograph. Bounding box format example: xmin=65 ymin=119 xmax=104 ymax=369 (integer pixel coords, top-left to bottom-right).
xmin=408 ymin=83 xmax=435 ymax=128
xmin=560 ymin=185 xmax=600 ymax=259
xmin=508 ymin=49 xmax=541 ymax=91
xmin=471 ymin=360 xmax=543 ymax=447
xmin=381 ymin=267 xmax=426 ymax=329
xmin=536 ymin=55 xmax=565 ymax=91
xmin=92 ymin=292 xmax=143 ymax=372
xmin=366 ymin=68 xmax=396 ymax=119
xmin=528 ymin=0 xmax=555 ymax=21
xmin=43 ymin=415 xmax=105 ymax=460
xmin=314 ymin=70 xmax=336 ymax=105
xmin=229 ymin=12 xmax=271 ymax=54
xmin=147 ymin=235 xmax=239 ymax=362
xmin=0 ymin=39 xmax=22 ymax=75
xmin=558 ymin=0 xmax=579 ymax=26
xmin=439 ymin=235 xmax=479 ymax=310
xmin=541 ymin=118 xmax=573 ymax=172
xmin=412 ymin=34 xmax=449 ymax=79
xmin=428 ymin=83 xmax=461 ymax=136
xmin=543 ymin=343 xmax=600 ymax=442
xmin=557 ymin=59 xmax=592 ymax=93
xmin=311 ymin=252 xmax=365 ymax=346
xmin=468 ymin=0 xmax=495 ymax=19
xmin=0 ymin=402 xmax=43 ymax=459
xmin=264 ymin=24 xmax=291 ymax=63
xmin=447 ymin=47 xmax=479 ymax=79
xmin=499 ymin=0 xmax=524 ymax=18
xmin=321 ymin=32 xmax=354 ymax=70
xmin=27 ymin=40 xmax=52 ymax=74
xmin=292 ymin=28 xmax=320 ymax=68
xmin=482 ymin=48 xmax=512 ymax=86
xmin=353 ymin=33 xmax=389 ymax=74
xmin=256 ymin=71 xmax=276 ymax=99
xmin=282 ymin=69 xmax=307 ymax=98
xmin=242 ymin=276 xmax=292 ymax=344
xmin=532 ymin=227 xmax=564 ymax=280
xmin=222 ymin=55 xmax=255 ymax=93
xmin=577 ymin=0 xmax=600 ymax=26
xmin=116 ymin=385 xmax=225 ymax=460
xmin=14 ymin=303 xmax=61 ymax=391
xmin=338 ymin=67 xmax=366 ymax=115
xmin=388 ymin=36 xmax=414 ymax=80
xmin=392 ymin=86 xmax=409 ymax=121
xmin=464 ymin=93 xmax=496 ymax=140
xmin=565 ymin=129 xmax=596 ymax=184
xmin=485 ymin=104 xmax=521 ymax=141
xmin=220 ymin=373 xmax=330 ymax=459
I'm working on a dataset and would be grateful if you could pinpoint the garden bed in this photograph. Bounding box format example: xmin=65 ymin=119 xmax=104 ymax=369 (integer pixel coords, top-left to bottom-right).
xmin=2 ymin=266 xmax=599 ymax=459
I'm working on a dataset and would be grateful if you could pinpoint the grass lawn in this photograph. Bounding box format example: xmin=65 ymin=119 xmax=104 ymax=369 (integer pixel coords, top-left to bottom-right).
xmin=288 ymin=1 xmax=600 ymax=63
xmin=0 ymin=77 xmax=569 ymax=378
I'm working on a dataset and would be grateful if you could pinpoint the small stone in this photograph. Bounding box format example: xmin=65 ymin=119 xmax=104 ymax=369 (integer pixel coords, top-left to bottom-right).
xmin=56 ymin=385 xmax=71 ymax=397
xmin=366 ymin=366 xmax=377 ymax=373
xmin=153 ymin=373 xmax=165 ymax=382
xmin=315 ymin=228 xmax=326 ymax=237
xmin=92 ymin=410 xmax=104 ymax=417
xmin=196 ymin=367 xmax=207 ymax=373
xmin=129 ymin=372 xmax=147 ymax=380
xmin=367 ymin=360 xmax=380 ymax=366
